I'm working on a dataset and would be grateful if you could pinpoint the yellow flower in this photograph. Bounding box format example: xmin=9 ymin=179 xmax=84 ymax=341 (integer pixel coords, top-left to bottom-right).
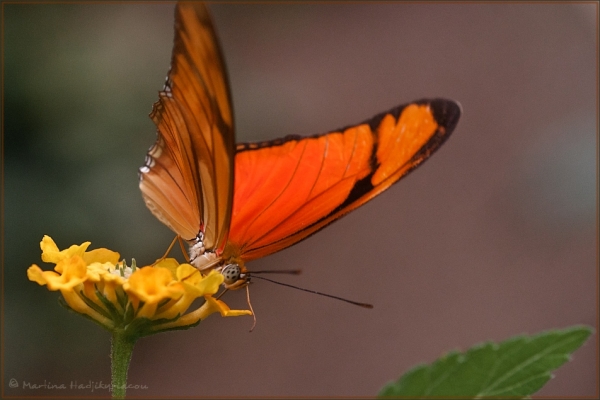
xmin=28 ymin=236 xmax=251 ymax=337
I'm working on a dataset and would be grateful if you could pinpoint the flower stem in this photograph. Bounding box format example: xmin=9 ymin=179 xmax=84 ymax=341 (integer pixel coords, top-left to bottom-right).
xmin=111 ymin=331 xmax=136 ymax=399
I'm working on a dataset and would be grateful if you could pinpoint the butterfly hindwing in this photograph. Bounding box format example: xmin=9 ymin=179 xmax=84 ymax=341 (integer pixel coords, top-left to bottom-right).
xmin=228 ymin=99 xmax=461 ymax=261
xmin=139 ymin=2 xmax=235 ymax=253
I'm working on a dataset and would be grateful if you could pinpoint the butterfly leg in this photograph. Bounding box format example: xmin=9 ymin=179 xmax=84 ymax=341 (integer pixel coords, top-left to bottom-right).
xmin=178 ymin=236 xmax=190 ymax=262
xmin=150 ymin=235 xmax=180 ymax=266
xmin=246 ymin=285 xmax=256 ymax=332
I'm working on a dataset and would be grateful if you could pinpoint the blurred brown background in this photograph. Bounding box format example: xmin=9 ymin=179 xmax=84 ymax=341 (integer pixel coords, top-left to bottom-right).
xmin=3 ymin=2 xmax=597 ymax=398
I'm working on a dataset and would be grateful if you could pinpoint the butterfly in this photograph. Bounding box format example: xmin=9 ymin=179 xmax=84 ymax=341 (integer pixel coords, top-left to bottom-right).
xmin=139 ymin=3 xmax=461 ymax=296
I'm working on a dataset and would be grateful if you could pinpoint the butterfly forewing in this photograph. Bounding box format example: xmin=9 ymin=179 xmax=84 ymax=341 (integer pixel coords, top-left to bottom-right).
xmin=140 ymin=2 xmax=234 ymax=253
xmin=228 ymin=99 xmax=461 ymax=261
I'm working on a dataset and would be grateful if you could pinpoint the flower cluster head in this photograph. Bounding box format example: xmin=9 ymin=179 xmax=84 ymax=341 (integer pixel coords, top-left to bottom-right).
xmin=28 ymin=236 xmax=251 ymax=337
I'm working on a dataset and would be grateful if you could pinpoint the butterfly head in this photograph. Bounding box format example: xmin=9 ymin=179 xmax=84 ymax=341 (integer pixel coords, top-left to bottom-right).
xmin=220 ymin=263 xmax=249 ymax=290
xmin=187 ymin=234 xmax=248 ymax=289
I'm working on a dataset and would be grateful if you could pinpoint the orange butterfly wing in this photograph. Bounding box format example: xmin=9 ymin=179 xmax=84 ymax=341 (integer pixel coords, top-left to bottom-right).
xmin=227 ymin=99 xmax=461 ymax=262
xmin=139 ymin=4 xmax=461 ymax=271
xmin=139 ymin=3 xmax=235 ymax=253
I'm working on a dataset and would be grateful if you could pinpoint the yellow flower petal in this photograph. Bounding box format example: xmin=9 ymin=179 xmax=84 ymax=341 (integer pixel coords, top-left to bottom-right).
xmin=154 ymin=258 xmax=180 ymax=277
xmin=176 ymin=263 xmax=202 ymax=283
xmin=221 ymin=308 xmax=254 ymax=317
xmin=178 ymin=267 xmax=223 ymax=297
xmin=39 ymin=236 xmax=60 ymax=262
xmin=27 ymin=264 xmax=55 ymax=286
xmin=40 ymin=235 xmax=90 ymax=265
xmin=29 ymin=256 xmax=88 ymax=291
xmin=86 ymin=262 xmax=127 ymax=284
xmin=153 ymin=295 xmax=251 ymax=330
xmin=85 ymin=263 xmax=109 ymax=281
xmin=82 ymin=248 xmax=120 ymax=265
xmin=123 ymin=266 xmax=184 ymax=304
xmin=197 ymin=296 xmax=253 ymax=320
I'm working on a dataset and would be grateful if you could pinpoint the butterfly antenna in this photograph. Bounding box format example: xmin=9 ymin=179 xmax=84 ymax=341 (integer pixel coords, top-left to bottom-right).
xmin=251 ymin=269 xmax=302 ymax=275
xmin=251 ymin=275 xmax=373 ymax=309
xmin=246 ymin=285 xmax=257 ymax=332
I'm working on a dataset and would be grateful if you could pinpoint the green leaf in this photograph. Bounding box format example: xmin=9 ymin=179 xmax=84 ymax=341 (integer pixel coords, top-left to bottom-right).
xmin=379 ymin=325 xmax=593 ymax=398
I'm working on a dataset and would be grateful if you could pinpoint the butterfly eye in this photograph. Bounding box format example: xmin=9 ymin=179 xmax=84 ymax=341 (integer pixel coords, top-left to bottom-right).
xmin=222 ymin=264 xmax=241 ymax=285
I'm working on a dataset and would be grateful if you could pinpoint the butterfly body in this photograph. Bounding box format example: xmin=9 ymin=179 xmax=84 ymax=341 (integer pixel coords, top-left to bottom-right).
xmin=139 ymin=3 xmax=461 ymax=292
